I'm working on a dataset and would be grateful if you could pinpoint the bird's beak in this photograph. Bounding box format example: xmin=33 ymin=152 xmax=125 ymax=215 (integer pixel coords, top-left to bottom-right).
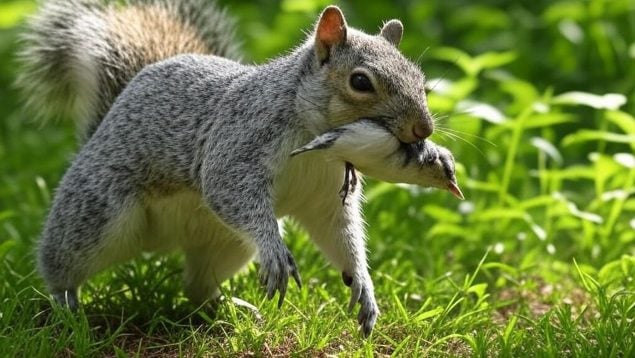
xmin=447 ymin=181 xmax=465 ymax=200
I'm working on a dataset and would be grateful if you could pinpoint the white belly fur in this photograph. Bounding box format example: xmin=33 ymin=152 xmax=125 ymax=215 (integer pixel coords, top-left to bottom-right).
xmin=97 ymin=152 xmax=344 ymax=275
xmin=97 ymin=190 xmax=248 ymax=270
xmin=142 ymin=190 xmax=236 ymax=251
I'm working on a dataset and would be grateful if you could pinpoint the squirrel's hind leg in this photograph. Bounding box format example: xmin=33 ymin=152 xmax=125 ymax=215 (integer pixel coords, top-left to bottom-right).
xmin=52 ymin=289 xmax=80 ymax=310
xmin=38 ymin=168 xmax=146 ymax=307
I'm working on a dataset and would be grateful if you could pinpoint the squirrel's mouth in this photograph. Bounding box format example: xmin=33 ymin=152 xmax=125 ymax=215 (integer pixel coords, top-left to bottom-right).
xmin=399 ymin=130 xmax=426 ymax=145
xmin=361 ymin=116 xmax=428 ymax=144
xmin=385 ymin=124 xmax=422 ymax=145
xmin=412 ymin=125 xmax=428 ymax=141
xmin=396 ymin=125 xmax=429 ymax=144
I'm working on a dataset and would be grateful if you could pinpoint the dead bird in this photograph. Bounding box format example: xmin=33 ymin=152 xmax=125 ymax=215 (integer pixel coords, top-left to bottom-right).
xmin=291 ymin=119 xmax=464 ymax=202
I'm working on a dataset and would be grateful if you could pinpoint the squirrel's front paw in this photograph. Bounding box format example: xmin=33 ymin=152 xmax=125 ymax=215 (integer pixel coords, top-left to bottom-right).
xmin=258 ymin=243 xmax=301 ymax=308
xmin=343 ymin=272 xmax=379 ymax=337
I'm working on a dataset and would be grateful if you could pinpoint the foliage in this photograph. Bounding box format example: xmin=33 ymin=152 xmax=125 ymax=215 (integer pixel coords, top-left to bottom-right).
xmin=1 ymin=0 xmax=634 ymax=356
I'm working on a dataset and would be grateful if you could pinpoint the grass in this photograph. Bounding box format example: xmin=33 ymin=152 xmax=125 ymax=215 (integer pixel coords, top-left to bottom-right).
xmin=2 ymin=107 xmax=634 ymax=356
xmin=1 ymin=0 xmax=635 ymax=356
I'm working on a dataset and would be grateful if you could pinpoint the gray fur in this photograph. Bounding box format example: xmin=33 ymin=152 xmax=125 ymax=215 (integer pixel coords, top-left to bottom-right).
xmin=380 ymin=20 xmax=403 ymax=47
xmin=24 ymin=2 xmax=440 ymax=337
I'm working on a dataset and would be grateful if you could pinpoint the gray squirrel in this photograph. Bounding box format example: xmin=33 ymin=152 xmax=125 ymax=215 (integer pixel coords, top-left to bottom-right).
xmin=18 ymin=0 xmax=460 ymax=336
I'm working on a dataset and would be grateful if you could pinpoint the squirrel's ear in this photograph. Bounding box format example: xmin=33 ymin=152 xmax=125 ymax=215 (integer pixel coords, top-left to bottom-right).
xmin=315 ymin=6 xmax=347 ymax=64
xmin=380 ymin=19 xmax=403 ymax=47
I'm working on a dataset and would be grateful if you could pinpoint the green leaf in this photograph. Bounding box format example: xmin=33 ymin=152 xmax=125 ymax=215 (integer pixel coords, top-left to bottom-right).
xmin=467 ymin=283 xmax=488 ymax=299
xmin=392 ymin=336 xmax=412 ymax=357
xmin=482 ymin=262 xmax=519 ymax=275
xmin=435 ymin=78 xmax=478 ymax=101
xmin=562 ymin=130 xmax=635 ymax=146
xmin=534 ymin=166 xmax=596 ymax=181
xmin=597 ymin=258 xmax=632 ymax=285
xmin=498 ymin=78 xmax=540 ymax=110
xmin=392 ymin=291 xmax=409 ymax=320
xmin=490 ymin=114 xmax=574 ymax=140
xmin=606 ymin=110 xmax=635 ymax=135
xmin=590 ymin=153 xmax=623 ymax=194
xmin=473 ymin=51 xmax=517 ymax=71
xmin=566 ymin=202 xmax=603 ymax=224
xmin=531 ymin=137 xmax=563 ymax=165
xmin=413 ymin=306 xmax=444 ymax=322
xmin=528 ymin=222 xmax=547 ymax=241
xmin=465 ymin=178 xmax=500 ymax=192
xmin=470 ymin=208 xmax=528 ymax=222
xmin=429 ymin=48 xmax=516 ymax=76
xmin=427 ymin=223 xmax=473 ymax=239
xmin=423 ymin=205 xmax=462 ymax=223
xmin=620 ymin=255 xmax=635 ymax=276
xmin=429 ymin=47 xmax=480 ymax=76
xmin=543 ymin=1 xmax=587 ymax=23
xmin=552 ymin=92 xmax=627 ymax=110
xmin=457 ymin=100 xmax=506 ymax=123
xmin=428 ymin=93 xmax=456 ymax=113
xmin=503 ymin=315 xmax=519 ymax=345
xmin=613 ymin=153 xmax=635 ymax=169
xmin=522 ymin=113 xmax=575 ymax=129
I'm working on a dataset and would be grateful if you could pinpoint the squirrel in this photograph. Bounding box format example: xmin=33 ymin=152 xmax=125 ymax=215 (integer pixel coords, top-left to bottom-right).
xmin=18 ymin=0 xmax=453 ymax=336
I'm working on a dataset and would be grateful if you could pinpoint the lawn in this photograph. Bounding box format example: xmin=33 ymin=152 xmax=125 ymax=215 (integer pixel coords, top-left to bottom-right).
xmin=1 ymin=0 xmax=634 ymax=356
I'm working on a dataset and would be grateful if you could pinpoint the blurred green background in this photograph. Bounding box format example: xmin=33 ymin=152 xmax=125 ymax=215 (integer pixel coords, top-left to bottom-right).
xmin=0 ymin=0 xmax=634 ymax=355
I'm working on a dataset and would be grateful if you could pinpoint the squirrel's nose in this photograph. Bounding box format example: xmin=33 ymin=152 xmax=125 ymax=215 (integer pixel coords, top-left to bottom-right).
xmin=412 ymin=120 xmax=433 ymax=140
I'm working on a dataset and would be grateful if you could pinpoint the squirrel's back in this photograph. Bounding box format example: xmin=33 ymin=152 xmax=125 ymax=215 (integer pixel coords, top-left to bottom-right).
xmin=17 ymin=0 xmax=240 ymax=140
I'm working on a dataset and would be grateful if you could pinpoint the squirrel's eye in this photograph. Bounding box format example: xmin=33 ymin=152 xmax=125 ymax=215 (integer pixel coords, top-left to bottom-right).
xmin=350 ymin=73 xmax=374 ymax=92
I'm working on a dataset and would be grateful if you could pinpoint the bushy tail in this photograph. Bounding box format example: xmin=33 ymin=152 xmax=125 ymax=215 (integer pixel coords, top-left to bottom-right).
xmin=17 ymin=0 xmax=240 ymax=140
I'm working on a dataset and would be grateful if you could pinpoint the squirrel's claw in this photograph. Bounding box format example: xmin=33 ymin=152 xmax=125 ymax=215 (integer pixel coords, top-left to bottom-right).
xmin=278 ymin=253 xmax=302 ymax=308
xmin=344 ymin=273 xmax=379 ymax=337
xmin=291 ymin=267 xmax=302 ymax=289
xmin=259 ymin=243 xmax=299 ymax=309
xmin=348 ymin=280 xmax=362 ymax=313
xmin=358 ymin=304 xmax=378 ymax=337
xmin=277 ymin=277 xmax=288 ymax=308
xmin=357 ymin=287 xmax=379 ymax=338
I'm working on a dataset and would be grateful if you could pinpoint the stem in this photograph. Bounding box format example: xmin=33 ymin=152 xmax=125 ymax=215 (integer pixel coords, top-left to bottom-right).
xmin=538 ymin=150 xmax=546 ymax=195
xmin=499 ymin=106 xmax=533 ymax=205
xmin=602 ymin=166 xmax=635 ymax=241
xmin=595 ymin=110 xmax=609 ymax=197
